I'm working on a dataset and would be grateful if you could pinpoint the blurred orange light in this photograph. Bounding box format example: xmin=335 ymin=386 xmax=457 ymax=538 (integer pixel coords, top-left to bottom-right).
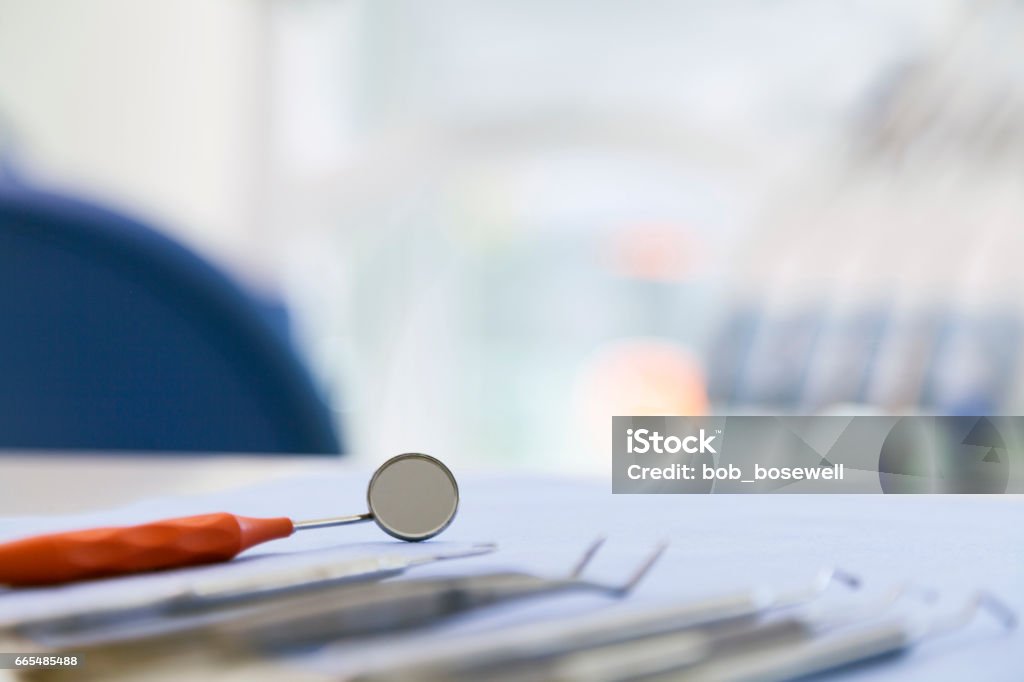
xmin=575 ymin=338 xmax=709 ymax=459
xmin=602 ymin=223 xmax=704 ymax=282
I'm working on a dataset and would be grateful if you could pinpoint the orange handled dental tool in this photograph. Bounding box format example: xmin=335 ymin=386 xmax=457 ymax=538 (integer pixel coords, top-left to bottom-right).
xmin=0 ymin=453 xmax=459 ymax=587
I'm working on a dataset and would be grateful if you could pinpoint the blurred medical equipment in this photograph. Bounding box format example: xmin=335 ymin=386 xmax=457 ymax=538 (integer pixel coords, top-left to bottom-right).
xmin=354 ymin=567 xmax=859 ymax=681
xmin=710 ymin=0 xmax=1024 ymax=418
xmin=448 ymin=584 xmax=926 ymax=681
xmin=672 ymin=592 xmax=1016 ymax=682
xmin=0 ymin=454 xmax=458 ymax=586
xmin=356 ymin=582 xmax=1013 ymax=682
xmin=0 ymin=183 xmax=342 ymax=455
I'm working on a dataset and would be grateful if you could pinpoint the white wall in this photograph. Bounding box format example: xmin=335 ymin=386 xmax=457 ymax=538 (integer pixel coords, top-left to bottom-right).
xmin=0 ymin=0 xmax=273 ymax=285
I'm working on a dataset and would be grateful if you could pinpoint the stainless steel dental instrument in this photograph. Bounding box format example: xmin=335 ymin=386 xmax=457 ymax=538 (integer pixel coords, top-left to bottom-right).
xmin=353 ymin=567 xmax=859 ymax=682
xmin=532 ymin=583 xmax=934 ymax=682
xmin=223 ymin=538 xmax=668 ymax=650
xmin=676 ymin=591 xmax=1016 ymax=682
xmin=3 ymin=544 xmax=496 ymax=648
xmin=7 ymin=538 xmax=665 ymax=652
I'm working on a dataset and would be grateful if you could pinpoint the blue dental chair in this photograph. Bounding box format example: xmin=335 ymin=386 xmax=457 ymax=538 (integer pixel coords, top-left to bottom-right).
xmin=0 ymin=184 xmax=342 ymax=455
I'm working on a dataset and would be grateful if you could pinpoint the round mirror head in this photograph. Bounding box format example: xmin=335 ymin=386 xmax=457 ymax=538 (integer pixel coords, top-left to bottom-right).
xmin=366 ymin=453 xmax=459 ymax=542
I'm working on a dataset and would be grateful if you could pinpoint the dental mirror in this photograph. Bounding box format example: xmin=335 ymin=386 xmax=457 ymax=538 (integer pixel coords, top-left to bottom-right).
xmin=293 ymin=453 xmax=460 ymax=542
xmin=0 ymin=453 xmax=461 ymax=586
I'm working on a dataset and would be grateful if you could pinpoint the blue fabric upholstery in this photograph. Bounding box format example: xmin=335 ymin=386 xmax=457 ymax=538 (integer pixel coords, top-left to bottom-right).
xmin=0 ymin=185 xmax=342 ymax=454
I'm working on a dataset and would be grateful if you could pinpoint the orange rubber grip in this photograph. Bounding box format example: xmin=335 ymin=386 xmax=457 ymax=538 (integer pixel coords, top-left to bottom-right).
xmin=0 ymin=513 xmax=294 ymax=587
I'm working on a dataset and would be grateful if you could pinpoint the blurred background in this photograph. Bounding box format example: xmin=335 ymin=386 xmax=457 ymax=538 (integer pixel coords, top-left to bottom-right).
xmin=2 ymin=0 xmax=1023 ymax=473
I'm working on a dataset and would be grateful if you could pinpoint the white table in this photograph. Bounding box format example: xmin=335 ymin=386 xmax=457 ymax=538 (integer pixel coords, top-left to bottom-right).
xmin=0 ymin=452 xmax=1020 ymax=681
